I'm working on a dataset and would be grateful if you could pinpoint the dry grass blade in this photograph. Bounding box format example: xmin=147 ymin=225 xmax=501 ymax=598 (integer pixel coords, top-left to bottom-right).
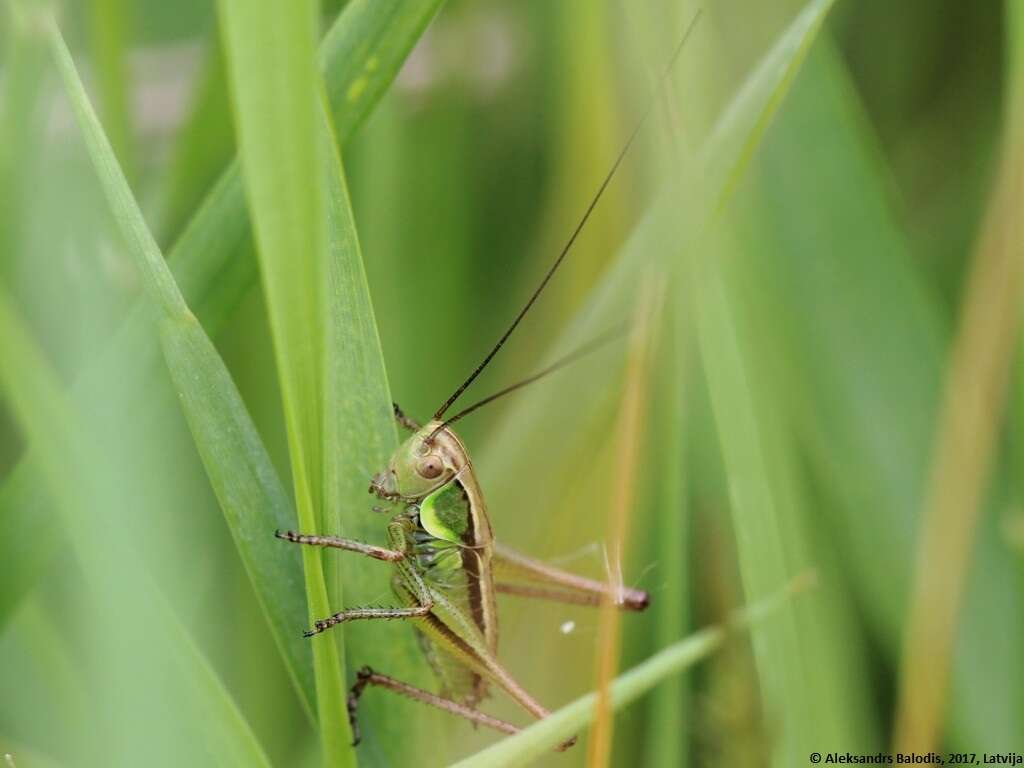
xmin=587 ymin=277 xmax=664 ymax=767
xmin=894 ymin=4 xmax=1024 ymax=749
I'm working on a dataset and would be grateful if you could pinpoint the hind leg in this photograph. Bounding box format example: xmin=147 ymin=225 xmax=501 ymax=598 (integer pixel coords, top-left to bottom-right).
xmin=493 ymin=541 xmax=649 ymax=611
xmin=346 ymin=666 xmax=521 ymax=746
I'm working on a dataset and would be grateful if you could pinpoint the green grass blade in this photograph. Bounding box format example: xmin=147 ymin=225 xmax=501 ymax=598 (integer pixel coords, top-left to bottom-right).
xmin=467 ymin=5 xmax=836 ymax=761
xmin=0 ymin=5 xmax=47 ymax=276
xmin=42 ymin=6 xmax=320 ymax=721
xmin=0 ymin=0 xmax=446 ymax=633
xmin=159 ymin=316 xmax=315 ymax=717
xmin=695 ymin=254 xmax=816 ymax=765
xmin=0 ymin=462 xmax=53 ymax=624
xmin=642 ymin=295 xmax=692 ymax=767
xmin=87 ymin=0 xmax=135 ymax=183
xmin=742 ymin=40 xmax=1022 ymax=747
xmin=320 ymin=0 xmax=444 ymax=142
xmin=0 ymin=290 xmax=273 ymax=768
xmin=701 ymin=0 xmax=836 ymax=214
xmin=0 ymin=7 xmax=51 ymax=624
xmin=45 ymin=15 xmax=186 ymax=321
xmin=481 ymin=0 xmax=838 ymax=523
xmin=320 ymin=110 xmax=435 ymax=762
xmin=215 ymin=0 xmax=351 ymax=764
xmin=450 ymin=579 xmax=808 ymax=768
xmin=153 ymin=34 xmax=234 ymax=244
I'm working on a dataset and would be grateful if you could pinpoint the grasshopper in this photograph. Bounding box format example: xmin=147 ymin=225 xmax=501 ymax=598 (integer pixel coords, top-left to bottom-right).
xmin=278 ymin=12 xmax=700 ymax=749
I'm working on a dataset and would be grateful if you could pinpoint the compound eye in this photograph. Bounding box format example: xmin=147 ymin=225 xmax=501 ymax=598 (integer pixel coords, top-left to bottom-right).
xmin=416 ymin=456 xmax=444 ymax=480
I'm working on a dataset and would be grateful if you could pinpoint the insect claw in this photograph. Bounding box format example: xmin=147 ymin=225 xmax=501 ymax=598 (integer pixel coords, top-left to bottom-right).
xmin=556 ymin=735 xmax=578 ymax=752
xmin=304 ymin=618 xmax=331 ymax=637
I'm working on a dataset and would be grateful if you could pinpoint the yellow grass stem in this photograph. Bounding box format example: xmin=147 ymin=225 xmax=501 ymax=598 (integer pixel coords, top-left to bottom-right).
xmin=894 ymin=4 xmax=1024 ymax=749
xmin=587 ymin=276 xmax=665 ymax=767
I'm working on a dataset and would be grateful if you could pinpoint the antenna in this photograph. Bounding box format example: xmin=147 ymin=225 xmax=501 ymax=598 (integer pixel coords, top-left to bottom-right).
xmin=430 ymin=325 xmax=625 ymax=438
xmin=432 ymin=10 xmax=702 ymax=422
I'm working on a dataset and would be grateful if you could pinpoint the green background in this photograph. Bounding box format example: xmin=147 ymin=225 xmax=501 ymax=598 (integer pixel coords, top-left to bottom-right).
xmin=0 ymin=0 xmax=1020 ymax=766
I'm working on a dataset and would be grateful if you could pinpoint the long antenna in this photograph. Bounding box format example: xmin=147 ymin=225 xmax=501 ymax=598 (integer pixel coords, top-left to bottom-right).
xmin=431 ymin=325 xmax=625 ymax=437
xmin=432 ymin=10 xmax=703 ymax=421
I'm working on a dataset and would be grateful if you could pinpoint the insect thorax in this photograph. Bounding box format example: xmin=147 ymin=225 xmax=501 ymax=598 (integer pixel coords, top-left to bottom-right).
xmin=401 ymin=480 xmax=484 ymax=582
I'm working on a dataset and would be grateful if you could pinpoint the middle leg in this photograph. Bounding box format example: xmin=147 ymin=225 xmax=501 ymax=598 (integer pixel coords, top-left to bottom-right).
xmin=303 ymin=603 xmax=433 ymax=637
xmin=279 ymin=526 xmax=433 ymax=637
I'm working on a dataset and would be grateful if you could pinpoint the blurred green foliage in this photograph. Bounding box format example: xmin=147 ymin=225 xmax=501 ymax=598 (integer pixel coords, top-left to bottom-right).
xmin=1 ymin=0 xmax=1021 ymax=766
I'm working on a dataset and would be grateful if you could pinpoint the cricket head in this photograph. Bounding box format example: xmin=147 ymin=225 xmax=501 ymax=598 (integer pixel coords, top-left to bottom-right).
xmin=369 ymin=421 xmax=463 ymax=502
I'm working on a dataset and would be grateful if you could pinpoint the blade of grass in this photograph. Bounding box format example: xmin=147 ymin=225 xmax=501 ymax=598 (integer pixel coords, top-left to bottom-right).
xmin=743 ymin=38 xmax=1020 ymax=747
xmin=319 ymin=0 xmax=444 ymax=143
xmin=695 ymin=247 xmax=816 ymax=765
xmin=0 ymin=3 xmax=47 ymax=279
xmin=159 ymin=318 xmax=314 ymax=716
xmin=320 ymin=106 xmax=438 ymax=763
xmin=701 ymin=0 xmax=837 ymax=218
xmin=587 ymin=279 xmax=662 ymax=768
xmin=0 ymin=0 xmax=447 ymax=632
xmin=0 ymin=287 xmax=272 ymax=768
xmin=451 ymin=576 xmax=812 ymax=768
xmin=481 ymin=0 xmax=838 ymax=531
xmin=38 ymin=2 xmax=315 ymax=721
xmin=894 ymin=1 xmax=1024 ymax=750
xmin=707 ymin=69 xmax=885 ymax=758
xmin=642 ymin=291 xmax=693 ymax=768
xmin=215 ymin=0 xmax=352 ymax=764
xmin=0 ymin=5 xmax=50 ymax=624
xmin=153 ymin=33 xmax=234 ymax=244
xmin=87 ymin=0 xmax=135 ymax=183
xmin=470 ymin=5 xmax=836 ymax=761
xmin=42 ymin=13 xmax=185 ymax=319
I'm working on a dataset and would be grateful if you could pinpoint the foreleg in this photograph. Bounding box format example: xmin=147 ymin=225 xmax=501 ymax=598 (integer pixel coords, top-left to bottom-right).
xmin=275 ymin=530 xmax=404 ymax=561
xmin=393 ymin=402 xmax=421 ymax=432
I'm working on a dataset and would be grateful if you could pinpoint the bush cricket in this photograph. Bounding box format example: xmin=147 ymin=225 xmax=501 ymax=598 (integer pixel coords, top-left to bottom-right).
xmin=278 ymin=11 xmax=700 ymax=750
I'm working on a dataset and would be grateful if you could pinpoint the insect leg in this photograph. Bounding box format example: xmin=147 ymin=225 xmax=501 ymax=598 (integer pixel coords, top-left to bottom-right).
xmin=494 ymin=582 xmax=603 ymax=606
xmin=493 ymin=541 xmax=649 ymax=611
xmin=346 ymin=666 xmax=521 ymax=746
xmin=418 ymin=593 xmax=578 ymax=750
xmin=303 ymin=603 xmax=433 ymax=637
xmin=275 ymin=530 xmax=404 ymax=562
xmin=304 ymin=523 xmax=434 ymax=637
xmin=392 ymin=402 xmax=421 ymax=432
